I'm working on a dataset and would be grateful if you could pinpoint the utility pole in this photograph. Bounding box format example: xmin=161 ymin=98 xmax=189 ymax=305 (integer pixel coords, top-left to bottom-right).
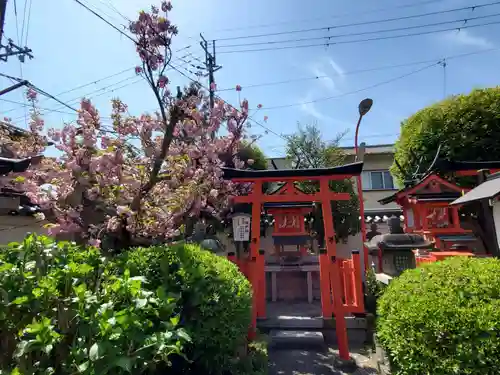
xmin=200 ymin=33 xmax=221 ymax=110
xmin=1 ymin=0 xmax=7 ymax=43
xmin=0 ymin=0 xmax=33 ymax=63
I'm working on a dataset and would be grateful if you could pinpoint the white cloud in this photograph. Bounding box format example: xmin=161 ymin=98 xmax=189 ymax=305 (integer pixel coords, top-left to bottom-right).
xmin=311 ymin=66 xmax=336 ymax=91
xmin=299 ymin=92 xmax=329 ymax=120
xmin=443 ymin=29 xmax=494 ymax=49
xmin=328 ymin=58 xmax=345 ymax=77
xmin=300 ymin=101 xmax=327 ymax=120
xmin=308 ymin=57 xmax=345 ymax=93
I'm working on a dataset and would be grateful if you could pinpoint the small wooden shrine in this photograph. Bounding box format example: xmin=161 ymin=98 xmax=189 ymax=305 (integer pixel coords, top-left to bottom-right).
xmin=380 ymin=158 xmax=500 ymax=254
xmin=379 ymin=173 xmax=476 ymax=251
xmin=222 ymin=162 xmax=365 ymax=361
xmin=266 ymin=183 xmax=314 ymax=256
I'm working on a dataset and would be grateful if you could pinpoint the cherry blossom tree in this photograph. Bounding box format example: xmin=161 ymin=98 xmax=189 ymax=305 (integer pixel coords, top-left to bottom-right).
xmin=3 ymin=2 xmax=254 ymax=250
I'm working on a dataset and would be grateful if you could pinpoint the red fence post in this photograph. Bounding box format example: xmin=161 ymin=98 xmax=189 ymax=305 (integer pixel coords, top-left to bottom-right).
xmin=352 ymin=250 xmax=364 ymax=312
xmin=257 ymin=249 xmax=266 ymax=319
xmin=318 ymin=248 xmax=333 ymax=317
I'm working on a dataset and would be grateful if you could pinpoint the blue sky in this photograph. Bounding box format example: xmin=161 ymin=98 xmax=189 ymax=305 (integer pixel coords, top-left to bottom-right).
xmin=1 ymin=0 xmax=500 ymax=158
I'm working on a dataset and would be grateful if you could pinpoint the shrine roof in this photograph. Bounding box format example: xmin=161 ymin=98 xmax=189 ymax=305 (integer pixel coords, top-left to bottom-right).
xmin=451 ymin=172 xmax=500 ymax=206
xmin=379 ymin=174 xmax=464 ymax=205
xmin=434 ymin=159 xmax=500 ymax=172
xmin=222 ymin=161 xmax=363 ymax=180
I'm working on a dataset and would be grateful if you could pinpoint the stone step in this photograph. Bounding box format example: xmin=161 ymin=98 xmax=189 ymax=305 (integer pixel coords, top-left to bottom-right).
xmin=270 ymin=330 xmax=326 ymax=350
xmin=258 ymin=316 xmax=324 ymax=330
xmin=258 ymin=315 xmax=368 ymax=330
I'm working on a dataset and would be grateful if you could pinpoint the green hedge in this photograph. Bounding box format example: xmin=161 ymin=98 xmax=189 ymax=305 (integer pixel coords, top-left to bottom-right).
xmin=0 ymin=236 xmax=253 ymax=375
xmin=0 ymin=235 xmax=190 ymax=374
xmin=123 ymin=243 xmax=252 ymax=374
xmin=377 ymin=257 xmax=500 ymax=375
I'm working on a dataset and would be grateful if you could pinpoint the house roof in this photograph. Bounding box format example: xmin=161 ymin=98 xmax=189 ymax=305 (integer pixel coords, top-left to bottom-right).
xmin=450 ymin=172 xmax=500 ymax=206
xmin=341 ymin=143 xmax=395 ymax=156
xmin=0 ymin=156 xmax=43 ymax=175
xmin=0 ymin=121 xmax=31 ymax=138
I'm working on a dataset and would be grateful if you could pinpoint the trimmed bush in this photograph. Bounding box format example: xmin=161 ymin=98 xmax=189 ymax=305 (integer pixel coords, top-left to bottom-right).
xmin=391 ymin=87 xmax=500 ymax=185
xmin=377 ymin=257 xmax=500 ymax=375
xmin=0 ymin=235 xmax=189 ymax=374
xmin=123 ymin=243 xmax=252 ymax=374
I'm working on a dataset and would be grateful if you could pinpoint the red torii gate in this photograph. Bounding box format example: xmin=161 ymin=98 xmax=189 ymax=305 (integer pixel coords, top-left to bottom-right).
xmin=222 ymin=162 xmax=365 ymax=360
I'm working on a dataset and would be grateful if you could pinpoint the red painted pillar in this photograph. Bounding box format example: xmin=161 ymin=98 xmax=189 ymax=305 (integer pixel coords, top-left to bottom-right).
xmin=227 ymin=251 xmax=237 ymax=266
xmin=318 ymin=247 xmax=332 ymax=316
xmin=319 ymin=178 xmax=350 ymax=360
xmin=257 ymin=249 xmax=266 ymax=318
xmin=248 ymin=181 xmax=263 ymax=338
xmin=452 ymin=207 xmax=461 ymax=230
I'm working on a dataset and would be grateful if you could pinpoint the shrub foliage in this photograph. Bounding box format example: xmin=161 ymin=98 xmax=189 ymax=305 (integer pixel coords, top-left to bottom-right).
xmin=123 ymin=243 xmax=252 ymax=374
xmin=377 ymin=257 xmax=500 ymax=375
xmin=0 ymin=236 xmax=253 ymax=375
xmin=391 ymin=87 xmax=500 ymax=185
xmin=0 ymin=235 xmax=190 ymax=374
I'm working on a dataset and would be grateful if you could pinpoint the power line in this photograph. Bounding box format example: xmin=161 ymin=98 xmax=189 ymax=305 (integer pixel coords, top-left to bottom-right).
xmin=217 ymin=12 xmax=500 ymax=49
xmin=24 ymin=0 xmax=33 ymax=46
xmin=97 ymin=0 xmax=131 ymax=23
xmin=216 ymin=47 xmax=500 ymax=92
xmin=71 ymin=0 xmax=135 ymax=43
xmin=263 ymin=63 xmax=439 ymax=111
xmin=207 ymin=0 xmax=449 ymax=34
xmin=0 ymin=49 xmax=193 ymax=117
xmin=218 ymin=20 xmax=500 ymax=54
xmin=214 ymin=1 xmax=500 ymax=42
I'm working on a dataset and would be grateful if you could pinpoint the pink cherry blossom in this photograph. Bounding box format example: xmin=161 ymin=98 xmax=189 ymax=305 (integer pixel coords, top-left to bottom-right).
xmin=1 ymin=2 xmax=254 ymax=249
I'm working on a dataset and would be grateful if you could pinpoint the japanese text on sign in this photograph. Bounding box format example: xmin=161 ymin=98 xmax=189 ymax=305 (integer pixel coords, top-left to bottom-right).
xmin=232 ymin=215 xmax=251 ymax=242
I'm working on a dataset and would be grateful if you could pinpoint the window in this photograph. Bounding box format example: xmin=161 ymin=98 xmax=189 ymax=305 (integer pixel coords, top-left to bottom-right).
xmin=361 ymin=171 xmax=395 ymax=190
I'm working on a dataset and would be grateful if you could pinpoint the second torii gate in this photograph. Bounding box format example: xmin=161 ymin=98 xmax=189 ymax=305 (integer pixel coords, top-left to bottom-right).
xmin=222 ymin=162 xmax=365 ymax=360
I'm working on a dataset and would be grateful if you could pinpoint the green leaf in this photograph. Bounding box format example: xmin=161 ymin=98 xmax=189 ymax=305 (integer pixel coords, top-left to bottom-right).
xmin=77 ymin=361 xmax=90 ymax=372
xmin=14 ymin=340 xmax=37 ymax=358
xmin=0 ymin=263 xmax=13 ymax=272
xmin=11 ymin=296 xmax=29 ymax=305
xmin=170 ymin=315 xmax=180 ymax=326
xmin=135 ymin=298 xmax=148 ymax=308
xmin=89 ymin=343 xmax=105 ymax=362
xmin=176 ymin=328 xmax=191 ymax=342
xmin=114 ymin=357 xmax=133 ymax=372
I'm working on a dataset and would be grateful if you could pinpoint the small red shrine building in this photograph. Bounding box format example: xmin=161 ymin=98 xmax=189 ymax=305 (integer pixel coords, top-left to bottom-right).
xmin=380 ymin=159 xmax=500 ymax=254
xmin=222 ymin=162 xmax=365 ymax=360
xmin=379 ymin=173 xmax=477 ymax=251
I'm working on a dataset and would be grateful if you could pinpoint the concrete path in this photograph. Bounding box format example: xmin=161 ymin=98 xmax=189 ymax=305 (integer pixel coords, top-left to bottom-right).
xmin=269 ymin=349 xmax=378 ymax=375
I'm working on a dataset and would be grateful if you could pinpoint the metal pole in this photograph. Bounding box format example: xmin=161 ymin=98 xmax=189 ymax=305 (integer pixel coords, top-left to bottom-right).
xmin=354 ymin=114 xmax=369 ymax=271
xmin=0 ymin=0 xmax=7 ymax=44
